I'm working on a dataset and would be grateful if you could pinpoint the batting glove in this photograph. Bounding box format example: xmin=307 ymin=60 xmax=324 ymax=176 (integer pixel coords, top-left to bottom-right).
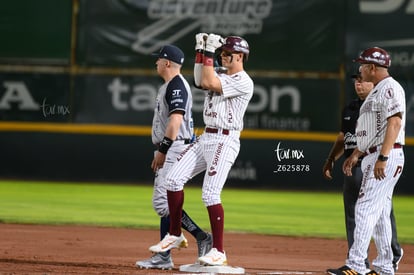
xmin=205 ymin=33 xmax=223 ymax=54
xmin=195 ymin=33 xmax=208 ymax=51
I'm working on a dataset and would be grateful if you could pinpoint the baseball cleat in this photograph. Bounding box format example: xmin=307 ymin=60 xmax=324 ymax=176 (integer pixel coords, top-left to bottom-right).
xmin=198 ymin=248 xmax=227 ymax=266
xmin=196 ymin=232 xmax=212 ymax=257
xmin=326 ymin=265 xmax=361 ymax=275
xmin=135 ymin=252 xmax=173 ymax=270
xmin=149 ymin=233 xmax=188 ymax=253
xmin=365 ymin=270 xmax=379 ymax=275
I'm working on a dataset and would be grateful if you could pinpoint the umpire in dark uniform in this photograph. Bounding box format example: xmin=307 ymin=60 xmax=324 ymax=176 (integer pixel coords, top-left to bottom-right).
xmin=322 ymin=72 xmax=403 ymax=271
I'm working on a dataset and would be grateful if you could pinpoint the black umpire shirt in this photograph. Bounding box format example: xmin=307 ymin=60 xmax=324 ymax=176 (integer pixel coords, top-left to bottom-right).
xmin=341 ymin=98 xmax=364 ymax=159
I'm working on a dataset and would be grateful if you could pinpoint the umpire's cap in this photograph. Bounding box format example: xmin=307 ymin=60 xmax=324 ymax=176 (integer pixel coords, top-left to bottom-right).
xmin=152 ymin=45 xmax=184 ymax=65
xmin=351 ymin=70 xmax=361 ymax=79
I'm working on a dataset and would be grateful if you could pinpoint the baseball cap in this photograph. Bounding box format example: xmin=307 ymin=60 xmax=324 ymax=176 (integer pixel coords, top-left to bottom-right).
xmin=353 ymin=47 xmax=391 ymax=68
xmin=152 ymin=45 xmax=184 ymax=65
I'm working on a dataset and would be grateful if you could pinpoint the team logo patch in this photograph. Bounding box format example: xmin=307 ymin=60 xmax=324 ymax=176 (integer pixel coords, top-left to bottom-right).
xmin=208 ymin=167 xmax=217 ymax=176
xmin=385 ymin=88 xmax=394 ymax=99
xmin=172 ymin=89 xmax=181 ymax=97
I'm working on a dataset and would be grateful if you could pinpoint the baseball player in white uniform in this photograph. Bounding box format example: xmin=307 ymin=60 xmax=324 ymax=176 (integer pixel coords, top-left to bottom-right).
xmin=148 ymin=33 xmax=254 ymax=266
xmin=136 ymin=45 xmax=212 ymax=270
xmin=327 ymin=47 xmax=405 ymax=275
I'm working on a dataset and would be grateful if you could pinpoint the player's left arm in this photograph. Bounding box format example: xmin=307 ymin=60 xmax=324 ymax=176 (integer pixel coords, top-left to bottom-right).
xmin=201 ymin=62 xmax=223 ymax=93
xmin=151 ymin=112 xmax=183 ymax=172
xmin=151 ymin=77 xmax=188 ymax=172
xmin=201 ymin=33 xmax=223 ymax=93
xmin=164 ymin=112 xmax=184 ymax=141
xmin=374 ymin=113 xmax=402 ymax=179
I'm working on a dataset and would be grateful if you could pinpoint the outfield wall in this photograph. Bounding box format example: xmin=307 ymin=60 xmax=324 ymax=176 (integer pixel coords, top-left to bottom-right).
xmin=0 ymin=0 xmax=413 ymax=193
xmin=1 ymin=129 xmax=413 ymax=194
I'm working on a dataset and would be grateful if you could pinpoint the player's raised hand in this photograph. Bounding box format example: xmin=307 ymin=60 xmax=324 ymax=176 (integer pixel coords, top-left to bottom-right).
xmin=195 ymin=33 xmax=208 ymax=51
xmin=205 ymin=33 xmax=224 ymax=53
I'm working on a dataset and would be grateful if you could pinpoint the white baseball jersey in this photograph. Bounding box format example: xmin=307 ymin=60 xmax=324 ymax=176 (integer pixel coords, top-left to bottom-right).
xmin=355 ymin=76 xmax=406 ymax=152
xmin=346 ymin=75 xmax=406 ymax=274
xmin=166 ymin=69 xmax=254 ymax=206
xmin=152 ymin=74 xmax=194 ymax=145
xmin=203 ymin=71 xmax=254 ymax=130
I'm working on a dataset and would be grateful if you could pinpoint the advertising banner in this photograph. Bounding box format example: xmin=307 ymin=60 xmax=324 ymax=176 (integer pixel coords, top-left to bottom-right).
xmin=77 ymin=0 xmax=344 ymax=71
xmin=1 ymin=72 xmax=340 ymax=132
xmin=72 ymin=74 xmax=341 ymax=131
xmin=0 ymin=73 xmax=71 ymax=122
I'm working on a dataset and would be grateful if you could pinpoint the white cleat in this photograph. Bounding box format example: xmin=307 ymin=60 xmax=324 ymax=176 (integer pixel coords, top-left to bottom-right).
xmin=149 ymin=233 xmax=188 ymax=253
xmin=198 ymin=248 xmax=227 ymax=266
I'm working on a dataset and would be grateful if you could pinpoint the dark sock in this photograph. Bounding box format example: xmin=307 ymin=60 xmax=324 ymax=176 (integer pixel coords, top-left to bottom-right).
xmin=159 ymin=216 xmax=171 ymax=256
xmin=181 ymin=209 xmax=205 ymax=240
xmin=167 ymin=190 xmax=184 ymax=236
xmin=207 ymin=204 xmax=224 ymax=252
xmin=160 ymin=216 xmax=170 ymax=240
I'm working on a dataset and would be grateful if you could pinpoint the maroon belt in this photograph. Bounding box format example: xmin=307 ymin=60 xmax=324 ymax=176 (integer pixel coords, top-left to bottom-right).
xmin=367 ymin=143 xmax=402 ymax=154
xmin=205 ymin=127 xmax=229 ymax=135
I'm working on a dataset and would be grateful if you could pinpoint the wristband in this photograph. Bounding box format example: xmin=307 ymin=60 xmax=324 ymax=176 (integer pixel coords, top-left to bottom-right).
xmin=203 ymin=52 xmax=214 ymax=66
xmin=204 ymin=51 xmax=214 ymax=58
xmin=378 ymin=154 xmax=388 ymax=161
xmin=195 ymin=51 xmax=203 ymax=63
xmin=158 ymin=136 xmax=173 ymax=154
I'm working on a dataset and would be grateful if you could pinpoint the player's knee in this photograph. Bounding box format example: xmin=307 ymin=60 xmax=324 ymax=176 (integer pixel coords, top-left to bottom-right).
xmin=152 ymin=202 xmax=169 ymax=217
xmin=165 ymin=177 xmax=184 ymax=192
xmin=202 ymin=193 xmax=221 ymax=206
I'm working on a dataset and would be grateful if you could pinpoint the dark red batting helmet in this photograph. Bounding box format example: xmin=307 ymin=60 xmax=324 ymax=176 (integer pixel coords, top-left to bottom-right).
xmin=221 ymin=36 xmax=250 ymax=60
xmin=353 ymin=47 xmax=391 ymax=68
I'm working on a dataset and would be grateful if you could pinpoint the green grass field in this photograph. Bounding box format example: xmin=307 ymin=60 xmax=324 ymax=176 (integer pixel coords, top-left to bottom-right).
xmin=0 ymin=180 xmax=413 ymax=244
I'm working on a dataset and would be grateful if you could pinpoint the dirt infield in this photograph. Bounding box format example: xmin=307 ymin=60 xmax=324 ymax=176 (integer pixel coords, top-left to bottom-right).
xmin=0 ymin=224 xmax=412 ymax=274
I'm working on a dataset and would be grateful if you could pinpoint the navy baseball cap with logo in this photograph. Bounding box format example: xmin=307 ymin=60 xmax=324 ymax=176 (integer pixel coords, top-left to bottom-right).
xmin=152 ymin=45 xmax=184 ymax=65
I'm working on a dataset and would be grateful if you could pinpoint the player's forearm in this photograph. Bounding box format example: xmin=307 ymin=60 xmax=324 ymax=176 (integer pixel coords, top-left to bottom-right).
xmin=380 ymin=115 xmax=402 ymax=156
xmin=194 ymin=51 xmax=203 ymax=87
xmin=200 ymin=54 xmax=222 ymax=92
xmin=201 ymin=66 xmax=219 ymax=90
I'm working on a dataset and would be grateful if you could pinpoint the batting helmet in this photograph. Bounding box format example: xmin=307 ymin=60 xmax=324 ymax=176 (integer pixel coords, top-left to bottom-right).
xmin=353 ymin=47 xmax=391 ymax=68
xmin=220 ymin=36 xmax=250 ymax=60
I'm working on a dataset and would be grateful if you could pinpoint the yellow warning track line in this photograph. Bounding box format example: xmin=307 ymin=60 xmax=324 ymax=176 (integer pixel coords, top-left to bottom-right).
xmin=1 ymin=121 xmax=413 ymax=145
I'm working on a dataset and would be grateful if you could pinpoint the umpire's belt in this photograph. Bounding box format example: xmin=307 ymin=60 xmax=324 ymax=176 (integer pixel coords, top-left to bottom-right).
xmin=366 ymin=143 xmax=402 ymax=155
xmin=205 ymin=127 xmax=229 ymax=135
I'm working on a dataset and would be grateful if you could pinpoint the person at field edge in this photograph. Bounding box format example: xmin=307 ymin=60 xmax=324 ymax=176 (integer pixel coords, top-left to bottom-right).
xmin=323 ymin=71 xmax=403 ymax=271
xmin=135 ymin=44 xmax=212 ymax=270
xmin=327 ymin=47 xmax=406 ymax=275
xmin=148 ymin=33 xmax=254 ymax=266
